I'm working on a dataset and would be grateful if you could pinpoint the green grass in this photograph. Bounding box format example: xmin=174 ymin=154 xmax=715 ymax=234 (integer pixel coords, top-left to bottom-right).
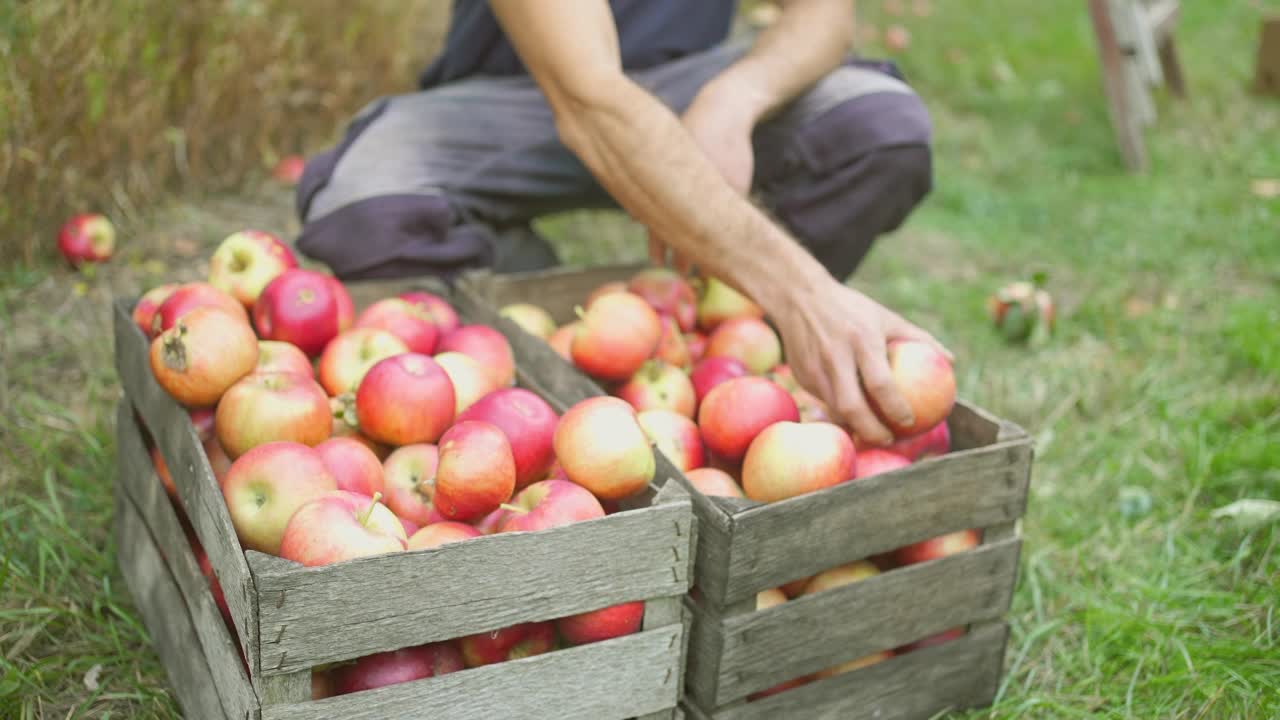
xmin=3 ymin=1 xmax=1279 ymax=717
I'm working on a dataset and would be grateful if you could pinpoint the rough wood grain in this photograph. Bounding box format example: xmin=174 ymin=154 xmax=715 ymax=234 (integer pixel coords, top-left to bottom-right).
xmin=712 ymin=438 xmax=1032 ymax=605
xmin=116 ymin=489 xmax=232 ymax=720
xmin=113 ymin=299 xmax=260 ymax=669
xmin=116 ymin=401 xmax=259 ymax=720
xmin=258 ymin=672 xmax=310 ymax=707
xmin=708 ymin=622 xmax=1009 ymax=720
xmin=683 ymin=591 xmax=758 ymax=710
xmin=260 ymin=625 xmax=683 ymax=720
xmin=708 ymin=538 xmax=1020 ymax=705
xmin=252 ymin=501 xmax=693 ymax=674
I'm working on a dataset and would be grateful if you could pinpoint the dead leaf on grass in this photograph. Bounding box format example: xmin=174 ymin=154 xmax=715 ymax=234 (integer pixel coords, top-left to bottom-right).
xmin=1211 ymin=499 xmax=1280 ymax=527
xmin=1250 ymin=179 xmax=1280 ymax=199
xmin=83 ymin=663 xmax=102 ymax=691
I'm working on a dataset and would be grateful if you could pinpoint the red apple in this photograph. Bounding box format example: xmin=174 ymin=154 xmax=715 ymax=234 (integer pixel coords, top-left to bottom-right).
xmin=255 ymin=340 xmax=314 ymax=378
xmin=553 ymin=397 xmax=654 ymax=501
xmin=318 ymin=328 xmax=409 ymax=396
xmin=150 ymin=306 xmax=259 ymax=408
xmin=654 ymin=317 xmax=691 ymax=368
xmin=683 ymin=467 xmax=744 ymax=498
xmin=433 ymin=421 xmax=516 ymax=522
xmin=456 ymin=388 xmax=559 ymax=490
xmin=792 ymin=388 xmax=833 ymax=424
xmin=814 ymin=651 xmax=893 ymax=679
xmin=689 ymin=356 xmax=750 ymax=406
xmin=571 ymin=293 xmax=662 ymax=382
xmin=407 ymin=521 xmax=482 ymax=550
xmin=57 ymin=213 xmax=115 ymax=266
xmin=273 ymin=155 xmax=306 ymax=186
xmin=215 ymin=372 xmax=331 ymax=459
xmin=779 ymin=576 xmax=812 ymax=599
xmin=883 ymin=421 xmax=951 ymax=461
xmin=434 ymin=351 xmax=498 ymax=416
xmin=557 ymin=601 xmax=644 ymax=646
xmin=355 ymin=298 xmax=440 ymax=355
xmin=189 ymin=408 xmax=216 ymax=442
xmin=854 ymin=448 xmax=911 ymax=479
xmin=616 ymin=360 xmax=696 ymax=418
xmin=207 ymin=230 xmax=298 ymax=308
xmin=399 ymin=517 xmax=420 ymax=538
xmin=742 ymin=421 xmax=856 ymax=503
xmin=705 ymin=318 xmax=782 ymax=375
xmin=205 ymin=437 xmax=233 ymax=484
xmin=329 ymin=276 xmax=354 ymax=332
xmin=628 ymin=267 xmax=697 ymax=332
xmin=133 ymin=283 xmax=180 ymax=338
xmin=279 ymin=490 xmax=407 ymax=566
xmin=698 ymin=377 xmax=798 ymax=462
xmin=437 ymin=325 xmax=515 ymax=388
xmin=398 ymin=291 xmax=457 ymax=333
xmin=311 ymin=670 xmax=334 ymax=701
xmin=896 ymin=628 xmax=966 ymax=654
xmin=473 ymin=507 xmax=509 ymax=535
xmin=355 ymin=353 xmax=455 ymax=446
xmin=803 ymin=560 xmax=880 ymax=595
xmin=459 ymin=622 xmax=556 ymax=668
xmin=893 ymin=530 xmax=980 ymax=567
xmin=696 ymin=277 xmax=763 ymax=331
xmin=547 ymin=322 xmax=577 ymax=360
xmin=637 ymin=409 xmax=704 ymax=472
xmin=497 ymin=479 xmax=605 ymax=533
xmin=331 ymin=642 xmax=464 ymax=695
xmin=500 ymin=303 xmax=558 ymax=340
xmin=254 ymin=269 xmax=343 ymax=356
xmin=684 ymin=331 xmax=708 ymax=363
xmin=153 ymin=282 xmax=250 ymax=334
xmin=151 ymin=446 xmax=177 ymax=500
xmin=315 ymin=437 xmax=385 ymax=497
xmin=221 ymin=442 xmax=337 ymax=554
xmin=585 ymin=281 xmax=628 ymax=308
xmin=382 ymin=443 xmax=444 ymax=527
xmin=872 ymin=340 xmax=957 ymax=437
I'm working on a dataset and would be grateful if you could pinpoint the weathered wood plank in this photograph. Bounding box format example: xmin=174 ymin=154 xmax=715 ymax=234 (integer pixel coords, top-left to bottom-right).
xmin=260 ymin=625 xmax=683 ymax=720
xmin=709 ymin=622 xmax=1009 ymax=720
xmin=116 ymin=489 xmax=233 ymax=720
xmin=258 ymin=672 xmax=310 ymax=708
xmin=947 ymin=400 xmax=1006 ymax=450
xmin=113 ymin=299 xmax=260 ymax=671
xmin=459 ymin=263 xmax=645 ymax=324
xmin=116 ymin=401 xmax=259 ymax=720
xmin=709 ymin=538 xmax=1020 ymax=705
xmin=714 ymin=438 xmax=1032 ymax=605
xmin=252 ymin=501 xmax=693 ymax=675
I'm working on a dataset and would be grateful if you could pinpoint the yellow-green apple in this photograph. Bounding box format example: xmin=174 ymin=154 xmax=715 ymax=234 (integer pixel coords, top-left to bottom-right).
xmin=547 ymin=322 xmax=577 ymax=360
xmin=331 ymin=642 xmax=464 ymax=695
xmin=683 ymin=467 xmax=744 ymax=498
xmin=684 ymin=331 xmax=708 ymax=363
xmin=279 ymin=491 xmax=406 ymax=566
xmin=221 ymin=442 xmax=337 ymax=554
xmin=742 ymin=421 xmax=856 ymax=503
xmin=437 ymin=325 xmax=515 ymax=388
xmin=871 ymin=340 xmax=957 ymax=437
xmin=150 ymin=306 xmax=258 ymax=408
xmin=133 ymin=283 xmax=180 ymax=338
xmin=698 ymin=377 xmax=799 ymax=462
xmin=585 ymin=281 xmax=628 ymax=307
xmin=355 ymin=353 xmax=455 ymax=446
xmin=433 ymin=421 xmax=516 ymax=522
xmin=757 ymin=588 xmax=787 ymax=610
xmin=398 ymin=291 xmax=459 ymax=335
xmin=695 ymin=277 xmax=763 ymax=332
xmin=207 ymin=230 xmax=298 ymax=308
xmin=803 ymin=560 xmax=880 ymax=595
xmin=628 ymin=267 xmax=697 ymax=332
xmin=459 ymin=622 xmax=556 ymax=667
xmin=318 ymin=328 xmax=409 ymax=396
xmin=638 ymin=409 xmax=704 ymax=472
xmin=456 ymin=388 xmax=559 ymax=490
xmin=153 ymin=282 xmax=249 ymax=334
xmin=689 ymin=356 xmax=749 ymax=406
xmin=434 ymin=351 xmax=498 ymax=416
xmin=571 ymin=293 xmax=662 ymax=382
xmin=893 ymin=529 xmax=980 ymax=566
xmin=616 ymin=360 xmax=696 ymax=418
xmin=553 ymin=397 xmax=655 ymax=500
xmin=57 ymin=213 xmax=115 ymax=266
xmin=854 ymin=448 xmax=911 ymax=479
xmin=500 ymin=303 xmax=558 ymax=340
xmin=328 ymin=276 xmax=354 ymax=332
xmin=895 ymin=628 xmax=966 ymax=654
xmin=814 ymin=651 xmax=893 ymax=679
xmin=557 ymin=601 xmax=644 ymax=646
xmin=497 ymin=479 xmax=605 ymax=533
xmin=215 ymin=372 xmax=331 ymax=459
xmin=255 ymin=340 xmax=314 ymax=378
xmin=882 ymin=421 xmax=951 ymax=461
xmin=355 ymin=298 xmax=440 ymax=355
xmin=382 ymin=443 xmax=445 ymax=527
xmin=254 ymin=269 xmax=344 ymax=356
xmin=406 ymin=521 xmax=482 ymax=550
xmin=315 ymin=437 xmax=384 ymax=497
xmin=654 ymin=317 xmax=691 ymax=369
xmin=273 ymin=155 xmax=305 ymax=185
xmin=705 ymin=317 xmax=782 ymax=375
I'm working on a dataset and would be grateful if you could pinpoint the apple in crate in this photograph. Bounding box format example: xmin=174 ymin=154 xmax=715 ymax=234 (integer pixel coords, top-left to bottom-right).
xmin=253 ymin=269 xmax=343 ymax=356
xmin=553 ymin=397 xmax=655 ymax=500
xmin=896 ymin=627 xmax=966 ymax=654
xmin=884 ymin=421 xmax=951 ymax=461
xmin=893 ymin=529 xmax=980 ymax=566
xmin=872 ymin=339 xmax=957 ymax=437
xmin=150 ymin=306 xmax=259 ymax=408
xmin=557 ymin=601 xmax=644 ymax=646
xmin=498 ymin=479 xmax=605 ymax=533
xmin=743 ymin=422 xmax=856 ymax=503
xmin=653 ymin=317 xmax=691 ymax=369
xmin=547 ymin=323 xmax=576 ymax=359
xmin=355 ymin=298 xmax=440 ymax=355
xmin=434 ymin=351 xmax=497 ymax=416
xmin=705 ymin=317 xmax=782 ymax=375
xmin=356 ymin=353 xmax=455 ymax=446
xmin=814 ymin=650 xmax=892 ymax=679
xmin=315 ymin=437 xmax=385 ymax=498
xmin=457 ymin=388 xmax=558 ymax=490
xmin=804 ymin=560 xmax=879 ymax=595
xmin=585 ymin=281 xmax=628 ymax=307
xmin=854 ymin=448 xmax=911 ymax=479
xmin=628 ymin=267 xmax=697 ymax=332
xmin=699 ymin=377 xmax=799 ymax=462
xmin=329 ymin=276 xmax=354 ymax=332
xmin=57 ymin=213 xmax=115 ymax=266
xmin=318 ymin=328 xmax=409 ymax=396
xmin=216 ymin=372 xmax=331 ymax=459
xmin=133 ymin=283 xmax=180 ymax=337
xmin=382 ymin=443 xmax=444 ymax=527
xmin=255 ymin=340 xmax=314 ymax=378
xmin=757 ymin=588 xmax=787 ymax=610
xmin=207 ymin=230 xmax=298 ymax=308
xmin=331 ymin=642 xmax=464 ymax=695
xmin=689 ymin=356 xmax=749 ymax=406
xmin=684 ymin=467 xmax=744 ymax=498
xmin=399 ymin=290 xmax=459 ymax=335
xmin=437 ymin=324 xmax=516 ymax=388
xmin=500 ymin=302 xmax=558 ymax=340
xmin=460 ymin=622 xmax=557 ymax=667
xmin=571 ymin=292 xmax=662 ymax=381
xmin=638 ymin=409 xmax=704 ymax=472
xmin=153 ymin=282 xmax=249 ymax=334
xmin=280 ymin=491 xmax=406 ymax=566
xmin=617 ymin=360 xmax=696 ymax=418
xmin=684 ymin=331 xmax=708 ymax=363
xmin=407 ymin=521 xmax=482 ymax=550
xmin=222 ymin=442 xmax=337 ymax=555
xmin=433 ymin=421 xmax=516 ymax=522
xmin=696 ymin=277 xmax=762 ymax=332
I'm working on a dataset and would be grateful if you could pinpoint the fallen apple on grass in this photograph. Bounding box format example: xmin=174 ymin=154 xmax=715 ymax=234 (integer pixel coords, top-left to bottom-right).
xmin=150 ymin=306 xmax=259 ymax=408
xmin=742 ymin=421 xmax=857 ymax=503
xmin=215 ymin=372 xmax=331 ymax=459
xmin=459 ymin=622 xmax=557 ymax=668
xmin=279 ymin=490 xmax=406 ymax=567
xmin=331 ymin=642 xmax=464 ymax=695
xmin=616 ymin=360 xmax=696 ymax=418
xmin=355 ymin=353 xmax=455 ymax=446
xmin=433 ymin=421 xmax=516 ymax=522
xmin=698 ymin=376 xmax=799 ymax=462
xmin=553 ymin=397 xmax=655 ymax=501
xmin=556 ymin=601 xmax=644 ymax=646
xmin=318 ymin=328 xmax=409 ymax=396
xmin=355 ymin=298 xmax=440 ymax=355
xmin=57 ymin=213 xmax=115 ymax=267
xmin=221 ymin=442 xmax=337 ymax=555
xmin=207 ymin=230 xmax=297 ymax=308
xmin=254 ymin=269 xmax=343 ymax=356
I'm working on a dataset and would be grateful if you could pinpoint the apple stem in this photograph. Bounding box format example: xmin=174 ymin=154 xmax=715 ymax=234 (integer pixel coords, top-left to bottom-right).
xmin=358 ymin=491 xmax=383 ymax=527
xmin=498 ymin=503 xmax=528 ymax=514
xmin=573 ymin=305 xmax=586 ymax=321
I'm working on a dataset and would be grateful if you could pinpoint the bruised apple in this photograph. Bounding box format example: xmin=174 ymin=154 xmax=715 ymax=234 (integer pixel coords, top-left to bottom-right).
xmin=742 ymin=422 xmax=856 ymax=503
xmin=698 ymin=377 xmax=798 ymax=462
xmin=571 ymin=292 xmax=661 ymax=382
xmin=553 ymin=397 xmax=654 ymax=500
xmin=150 ymin=307 xmax=258 ymax=407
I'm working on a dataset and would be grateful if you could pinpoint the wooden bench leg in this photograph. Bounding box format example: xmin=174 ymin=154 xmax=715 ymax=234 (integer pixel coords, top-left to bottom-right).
xmin=1158 ymin=38 xmax=1187 ymax=98
xmin=1089 ymin=0 xmax=1148 ymax=172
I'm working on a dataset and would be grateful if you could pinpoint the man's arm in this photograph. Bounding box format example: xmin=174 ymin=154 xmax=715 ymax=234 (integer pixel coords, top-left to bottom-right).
xmin=489 ymin=0 xmax=937 ymax=445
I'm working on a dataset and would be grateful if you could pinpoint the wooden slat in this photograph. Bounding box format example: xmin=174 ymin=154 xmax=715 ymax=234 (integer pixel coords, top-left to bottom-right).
xmin=708 ymin=538 xmax=1020 ymax=705
xmin=113 ymin=300 xmax=260 ymax=672
xmin=709 ymin=622 xmax=1009 ymax=720
xmin=458 ymin=263 xmax=645 ymax=324
xmin=116 ymin=489 xmax=232 ymax=720
xmin=260 ymin=624 xmax=683 ymax=720
xmin=947 ymin=400 xmax=1006 ymax=450
xmin=116 ymin=401 xmax=259 ymax=720
xmin=253 ymin=501 xmax=693 ymax=675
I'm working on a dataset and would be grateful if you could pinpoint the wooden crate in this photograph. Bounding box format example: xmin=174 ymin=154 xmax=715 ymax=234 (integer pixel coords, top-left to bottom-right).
xmin=460 ymin=264 xmax=1034 ymax=719
xmin=112 ymin=279 xmax=696 ymax=720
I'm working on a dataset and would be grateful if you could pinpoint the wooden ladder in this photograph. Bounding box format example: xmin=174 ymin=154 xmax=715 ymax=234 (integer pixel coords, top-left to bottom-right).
xmin=1088 ymin=0 xmax=1186 ymax=172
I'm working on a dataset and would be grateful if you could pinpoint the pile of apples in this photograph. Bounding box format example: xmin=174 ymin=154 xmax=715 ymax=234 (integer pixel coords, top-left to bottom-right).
xmin=135 ymin=231 xmax=661 ymax=698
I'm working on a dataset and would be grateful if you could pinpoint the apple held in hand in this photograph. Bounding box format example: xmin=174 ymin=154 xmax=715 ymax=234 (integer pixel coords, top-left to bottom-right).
xmin=742 ymin=421 xmax=856 ymax=503
xmin=459 ymin=622 xmax=556 ymax=667
xmin=355 ymin=298 xmax=440 ymax=355
xmin=497 ymin=479 xmax=605 ymax=533
xmin=150 ymin=307 xmax=259 ymax=408
xmin=684 ymin=467 xmax=744 ymax=498
xmin=553 ymin=397 xmax=655 ymax=501
xmin=893 ymin=529 xmax=980 ymax=566
xmin=705 ymin=317 xmax=782 ymax=375
xmin=255 ymin=340 xmax=314 ymax=378
xmin=207 ymin=230 xmax=298 ymax=308
xmin=57 ymin=213 xmax=115 ymax=266
xmin=638 ymin=409 xmax=704 ymax=473
xmin=628 ymin=267 xmax=697 ymax=332
xmin=854 ymin=448 xmax=911 ymax=479
xmin=407 ymin=521 xmax=482 ymax=550
xmin=254 ymin=269 xmax=343 ymax=356
xmin=153 ymin=282 xmax=250 ymax=334
xmin=617 ymin=360 xmax=696 ymax=418
xmin=315 ymin=437 xmax=385 ymax=497
xmin=871 ymin=340 xmax=957 ymax=438
xmin=433 ymin=421 xmax=516 ymax=522
xmin=696 ymin=277 xmax=763 ymax=332
xmin=133 ymin=283 xmax=180 ymax=337
xmin=280 ymin=490 xmax=406 ymax=566
xmin=500 ymin=303 xmax=558 ymax=340
xmin=698 ymin=377 xmax=799 ymax=462
xmin=221 ymin=442 xmax=337 ymax=555
xmin=382 ymin=443 xmax=444 ymax=527
xmin=355 ymin=353 xmax=455 ymax=446
xmin=216 ymin=372 xmax=331 ymax=458
xmin=456 ymin=388 xmax=558 ymax=490
xmin=399 ymin=291 xmax=459 ymax=335
xmin=557 ymin=601 xmax=644 ymax=646
xmin=689 ymin=356 xmax=749 ymax=406
xmin=318 ymin=328 xmax=409 ymax=396
xmin=571 ymin=292 xmax=662 ymax=382
xmin=331 ymin=642 xmax=464 ymax=695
